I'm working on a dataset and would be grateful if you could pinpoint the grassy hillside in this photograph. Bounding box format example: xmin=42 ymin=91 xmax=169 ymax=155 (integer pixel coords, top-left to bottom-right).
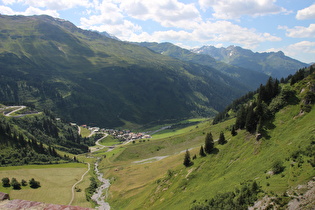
xmin=0 ymin=163 xmax=91 ymax=207
xmin=98 ymin=68 xmax=315 ymax=209
xmin=0 ymin=106 xmax=91 ymax=166
xmin=0 ymin=14 xmax=250 ymax=127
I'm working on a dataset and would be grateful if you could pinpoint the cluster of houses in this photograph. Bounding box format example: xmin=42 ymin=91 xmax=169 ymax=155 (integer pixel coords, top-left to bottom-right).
xmin=79 ymin=125 xmax=151 ymax=142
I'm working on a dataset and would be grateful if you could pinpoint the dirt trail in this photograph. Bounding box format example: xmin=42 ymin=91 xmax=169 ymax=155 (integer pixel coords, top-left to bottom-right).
xmin=68 ymin=163 xmax=91 ymax=206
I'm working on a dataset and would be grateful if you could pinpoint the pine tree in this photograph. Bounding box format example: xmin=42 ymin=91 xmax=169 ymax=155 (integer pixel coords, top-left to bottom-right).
xmin=183 ymin=149 xmax=192 ymax=167
xmin=231 ymin=125 xmax=237 ymax=136
xmin=256 ymin=117 xmax=263 ymax=134
xmin=204 ymin=132 xmax=214 ymax=154
xmin=11 ymin=178 xmax=21 ymax=190
xmin=218 ymin=131 xmax=226 ymax=145
xmin=199 ymin=145 xmax=206 ymax=157
xmin=245 ymin=105 xmax=257 ymax=133
xmin=235 ymin=105 xmax=246 ymax=129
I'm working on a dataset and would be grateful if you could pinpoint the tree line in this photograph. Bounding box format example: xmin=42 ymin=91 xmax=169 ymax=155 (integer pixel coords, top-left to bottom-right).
xmin=213 ymin=65 xmax=315 ymax=137
xmin=2 ymin=177 xmax=41 ymax=190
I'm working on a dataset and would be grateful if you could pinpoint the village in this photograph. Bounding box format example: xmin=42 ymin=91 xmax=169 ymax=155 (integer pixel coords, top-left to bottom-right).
xmin=78 ymin=124 xmax=152 ymax=142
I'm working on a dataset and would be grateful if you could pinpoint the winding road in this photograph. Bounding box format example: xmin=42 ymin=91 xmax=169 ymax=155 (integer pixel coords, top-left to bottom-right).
xmin=4 ymin=106 xmax=26 ymax=116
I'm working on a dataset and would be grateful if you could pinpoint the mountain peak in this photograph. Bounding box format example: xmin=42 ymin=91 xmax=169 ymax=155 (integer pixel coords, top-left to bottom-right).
xmin=192 ymin=45 xmax=307 ymax=78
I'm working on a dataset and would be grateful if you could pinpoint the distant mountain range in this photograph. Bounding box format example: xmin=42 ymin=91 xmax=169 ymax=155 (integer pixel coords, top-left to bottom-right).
xmin=136 ymin=42 xmax=270 ymax=90
xmin=191 ymin=45 xmax=308 ymax=79
xmin=0 ymin=15 xmax=250 ymax=127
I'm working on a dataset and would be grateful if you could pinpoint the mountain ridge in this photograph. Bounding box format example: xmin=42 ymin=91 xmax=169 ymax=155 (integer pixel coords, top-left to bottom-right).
xmin=0 ymin=14 xmax=249 ymax=127
xmin=192 ymin=45 xmax=308 ymax=78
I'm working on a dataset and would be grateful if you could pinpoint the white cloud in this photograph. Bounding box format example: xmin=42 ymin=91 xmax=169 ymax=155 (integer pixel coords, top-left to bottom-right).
xmin=125 ymin=20 xmax=281 ymax=50
xmin=199 ymin=0 xmax=286 ymax=19
xmin=23 ymin=6 xmax=60 ymax=17
xmin=2 ymin=0 xmax=16 ymax=5
xmin=192 ymin=21 xmax=281 ymax=48
xmin=267 ymin=41 xmax=315 ymax=63
xmin=0 ymin=5 xmax=59 ymax=17
xmin=296 ymin=4 xmax=315 ymax=20
xmin=21 ymin=0 xmax=92 ymax=10
xmin=119 ymin=0 xmax=201 ymax=29
xmin=0 ymin=5 xmax=16 ymax=15
xmin=280 ymin=24 xmax=315 ymax=38
xmin=79 ymin=1 xmax=143 ymax=40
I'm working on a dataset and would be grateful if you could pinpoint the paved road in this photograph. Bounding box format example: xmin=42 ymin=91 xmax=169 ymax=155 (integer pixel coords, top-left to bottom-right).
xmin=4 ymin=106 xmax=26 ymax=116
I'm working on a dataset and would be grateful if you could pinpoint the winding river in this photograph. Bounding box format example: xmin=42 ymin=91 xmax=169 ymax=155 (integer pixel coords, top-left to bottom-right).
xmin=91 ymin=158 xmax=111 ymax=210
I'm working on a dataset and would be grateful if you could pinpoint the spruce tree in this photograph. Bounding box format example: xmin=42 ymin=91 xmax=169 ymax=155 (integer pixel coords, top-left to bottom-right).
xmin=245 ymin=105 xmax=257 ymax=133
xmin=199 ymin=145 xmax=206 ymax=157
xmin=183 ymin=149 xmax=192 ymax=167
xmin=235 ymin=105 xmax=246 ymax=129
xmin=11 ymin=178 xmax=21 ymax=190
xmin=204 ymin=132 xmax=214 ymax=154
xmin=218 ymin=131 xmax=226 ymax=145
xmin=231 ymin=125 xmax=237 ymax=136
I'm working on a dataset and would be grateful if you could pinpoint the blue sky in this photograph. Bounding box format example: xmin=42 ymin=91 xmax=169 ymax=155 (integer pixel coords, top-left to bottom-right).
xmin=0 ymin=0 xmax=314 ymax=63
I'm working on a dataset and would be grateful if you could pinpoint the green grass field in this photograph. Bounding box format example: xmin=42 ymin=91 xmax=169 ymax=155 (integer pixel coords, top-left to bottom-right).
xmin=99 ymin=135 xmax=121 ymax=146
xmin=0 ymin=163 xmax=92 ymax=208
xmin=98 ymin=104 xmax=315 ymax=209
xmin=79 ymin=127 xmax=91 ymax=138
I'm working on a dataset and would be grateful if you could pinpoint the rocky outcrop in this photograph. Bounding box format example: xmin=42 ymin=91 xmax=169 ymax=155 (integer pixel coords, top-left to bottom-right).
xmin=0 ymin=199 xmax=92 ymax=210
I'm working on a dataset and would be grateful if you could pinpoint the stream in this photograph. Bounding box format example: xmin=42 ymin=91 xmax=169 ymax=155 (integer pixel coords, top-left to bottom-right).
xmin=91 ymin=158 xmax=111 ymax=210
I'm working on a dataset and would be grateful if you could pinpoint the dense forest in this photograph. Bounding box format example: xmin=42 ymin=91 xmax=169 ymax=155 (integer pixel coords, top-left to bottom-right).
xmin=213 ymin=65 xmax=315 ymax=136
xmin=0 ymin=109 xmax=93 ymax=166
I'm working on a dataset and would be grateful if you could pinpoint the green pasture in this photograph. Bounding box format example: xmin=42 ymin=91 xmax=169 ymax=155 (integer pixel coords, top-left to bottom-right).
xmin=79 ymin=126 xmax=91 ymax=138
xmin=99 ymin=135 xmax=121 ymax=146
xmin=0 ymin=163 xmax=92 ymax=208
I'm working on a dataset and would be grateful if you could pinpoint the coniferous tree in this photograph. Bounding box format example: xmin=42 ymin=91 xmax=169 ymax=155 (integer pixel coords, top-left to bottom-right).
xmin=11 ymin=178 xmax=21 ymax=190
xmin=231 ymin=125 xmax=237 ymax=136
xmin=199 ymin=145 xmax=206 ymax=157
xmin=256 ymin=117 xmax=263 ymax=134
xmin=245 ymin=105 xmax=257 ymax=133
xmin=2 ymin=177 xmax=10 ymax=187
xmin=235 ymin=105 xmax=246 ymax=129
xmin=204 ymin=132 xmax=214 ymax=154
xmin=29 ymin=178 xmax=41 ymax=188
xmin=218 ymin=131 xmax=226 ymax=145
xmin=183 ymin=149 xmax=192 ymax=167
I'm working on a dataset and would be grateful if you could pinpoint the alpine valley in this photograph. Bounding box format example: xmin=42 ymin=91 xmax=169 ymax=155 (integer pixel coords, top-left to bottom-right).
xmin=0 ymin=14 xmax=314 ymax=210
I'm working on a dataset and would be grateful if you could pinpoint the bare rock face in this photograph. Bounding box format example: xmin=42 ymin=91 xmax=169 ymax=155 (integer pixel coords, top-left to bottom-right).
xmin=0 ymin=192 xmax=9 ymax=201
xmin=0 ymin=199 xmax=93 ymax=210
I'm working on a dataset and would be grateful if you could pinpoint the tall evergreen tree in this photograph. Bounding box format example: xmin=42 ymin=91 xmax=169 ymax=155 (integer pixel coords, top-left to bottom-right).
xmin=245 ymin=105 xmax=257 ymax=133
xmin=199 ymin=145 xmax=206 ymax=157
xmin=218 ymin=131 xmax=226 ymax=145
xmin=231 ymin=125 xmax=237 ymax=136
xmin=183 ymin=149 xmax=192 ymax=167
xmin=235 ymin=105 xmax=246 ymax=129
xmin=204 ymin=132 xmax=214 ymax=154
xmin=256 ymin=117 xmax=264 ymax=134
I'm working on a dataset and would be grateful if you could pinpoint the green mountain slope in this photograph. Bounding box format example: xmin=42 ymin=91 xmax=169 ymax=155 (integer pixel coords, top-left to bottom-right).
xmin=0 ymin=106 xmax=89 ymax=166
xmin=192 ymin=45 xmax=308 ymax=79
xmin=0 ymin=15 xmax=249 ymax=127
xmin=100 ymin=66 xmax=315 ymax=209
xmin=137 ymin=42 xmax=269 ymax=90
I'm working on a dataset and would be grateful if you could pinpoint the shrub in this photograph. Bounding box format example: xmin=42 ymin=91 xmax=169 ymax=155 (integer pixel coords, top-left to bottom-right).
xmin=272 ymin=160 xmax=285 ymax=174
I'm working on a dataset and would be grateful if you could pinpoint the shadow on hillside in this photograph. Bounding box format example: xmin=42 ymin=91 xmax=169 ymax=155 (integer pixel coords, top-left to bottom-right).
xmin=211 ymin=148 xmax=219 ymax=154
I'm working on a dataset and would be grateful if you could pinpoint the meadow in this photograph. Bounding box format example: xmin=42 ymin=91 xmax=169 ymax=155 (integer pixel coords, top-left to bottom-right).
xmin=98 ymin=104 xmax=315 ymax=209
xmin=0 ymin=163 xmax=92 ymax=208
